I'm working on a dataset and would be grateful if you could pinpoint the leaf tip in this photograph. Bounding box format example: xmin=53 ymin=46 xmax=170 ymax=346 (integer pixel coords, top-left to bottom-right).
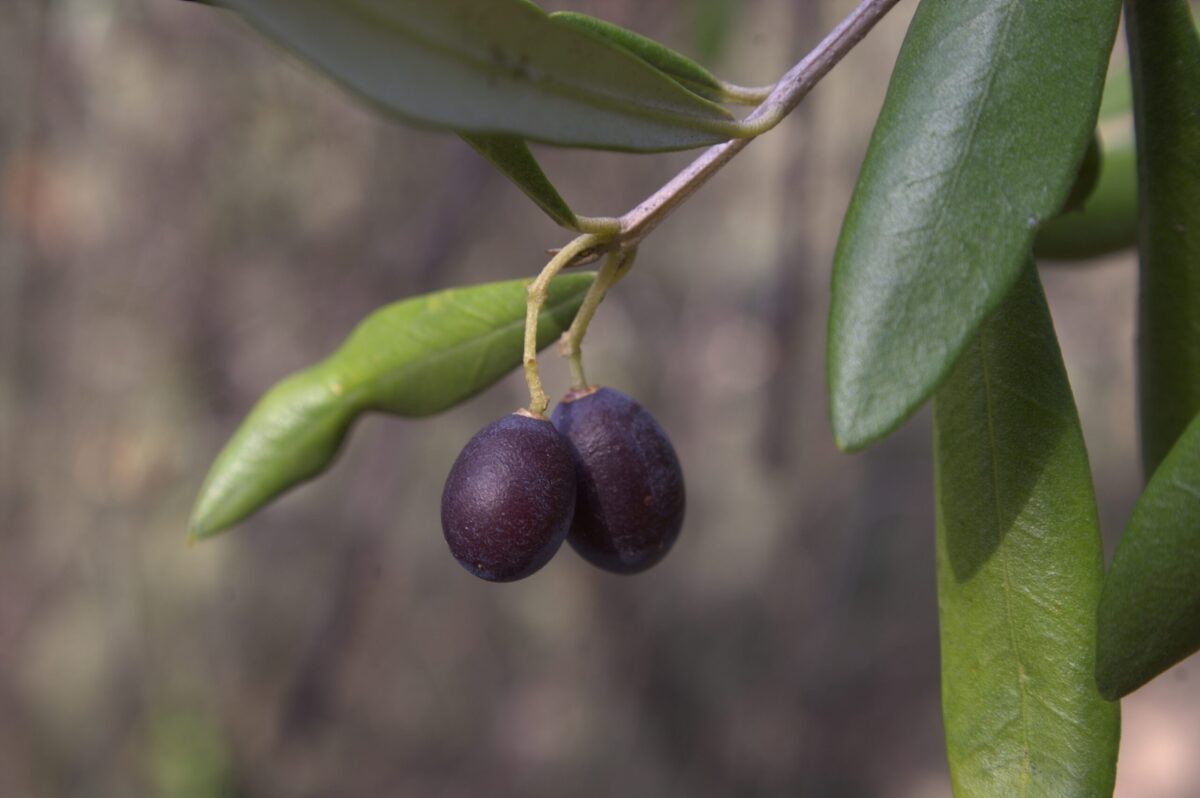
xmin=1093 ymin=636 xmax=1145 ymax=701
xmin=832 ymin=433 xmax=863 ymax=454
xmin=1092 ymin=655 xmax=1132 ymax=702
xmin=186 ymin=513 xmax=227 ymax=544
xmin=830 ymin=396 xmax=879 ymax=453
xmin=1094 ymin=678 xmax=1124 ymax=703
xmin=828 ymin=346 xmax=937 ymax=453
xmin=187 ymin=486 xmax=239 ymax=543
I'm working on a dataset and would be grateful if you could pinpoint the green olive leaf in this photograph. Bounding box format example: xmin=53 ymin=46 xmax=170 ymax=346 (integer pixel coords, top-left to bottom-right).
xmin=549 ymin=11 xmax=725 ymax=101
xmin=828 ymin=0 xmax=1121 ymax=451
xmin=209 ymin=0 xmax=740 ymax=152
xmin=1096 ymin=410 xmax=1200 ymax=699
xmin=459 ymin=134 xmax=576 ymax=229
xmin=189 ymin=273 xmax=595 ymax=540
xmin=1127 ymin=0 xmax=1200 ymax=476
xmin=1034 ymin=127 xmax=1137 ymax=261
xmin=934 ymin=263 xmax=1119 ymax=796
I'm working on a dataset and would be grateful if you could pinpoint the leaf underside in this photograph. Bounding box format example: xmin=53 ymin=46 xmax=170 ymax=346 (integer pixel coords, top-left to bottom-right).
xmin=934 ymin=264 xmax=1119 ymax=797
xmin=215 ymin=0 xmax=739 ymax=151
xmin=189 ymin=273 xmax=595 ymax=540
xmin=828 ymin=0 xmax=1121 ymax=450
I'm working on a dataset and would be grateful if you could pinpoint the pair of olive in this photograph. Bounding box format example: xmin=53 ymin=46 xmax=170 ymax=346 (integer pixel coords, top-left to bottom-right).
xmin=440 ymin=387 xmax=686 ymax=581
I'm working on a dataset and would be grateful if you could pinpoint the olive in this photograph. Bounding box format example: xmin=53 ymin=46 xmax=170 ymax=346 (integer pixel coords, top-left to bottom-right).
xmin=551 ymin=387 xmax=686 ymax=574
xmin=441 ymin=411 xmax=576 ymax=582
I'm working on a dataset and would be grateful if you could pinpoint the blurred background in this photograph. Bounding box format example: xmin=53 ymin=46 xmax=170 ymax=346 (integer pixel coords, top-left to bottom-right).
xmin=1 ymin=0 xmax=1197 ymax=795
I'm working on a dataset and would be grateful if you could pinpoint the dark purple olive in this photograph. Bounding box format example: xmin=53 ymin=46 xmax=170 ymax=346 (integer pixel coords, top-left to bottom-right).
xmin=441 ymin=411 xmax=576 ymax=582
xmin=551 ymin=387 xmax=686 ymax=574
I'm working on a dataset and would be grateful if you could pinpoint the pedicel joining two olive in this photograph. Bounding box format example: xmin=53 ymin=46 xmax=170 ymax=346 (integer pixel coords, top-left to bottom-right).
xmin=441 ymin=387 xmax=686 ymax=581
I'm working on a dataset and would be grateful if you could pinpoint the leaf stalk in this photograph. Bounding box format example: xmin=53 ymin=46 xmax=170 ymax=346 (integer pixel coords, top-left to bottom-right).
xmin=561 ymin=248 xmax=637 ymax=390
xmin=523 ymin=234 xmax=604 ymax=415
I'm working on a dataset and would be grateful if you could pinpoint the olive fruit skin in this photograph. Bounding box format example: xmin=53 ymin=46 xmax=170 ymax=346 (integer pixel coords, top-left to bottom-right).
xmin=441 ymin=412 xmax=576 ymax=582
xmin=551 ymin=387 xmax=686 ymax=574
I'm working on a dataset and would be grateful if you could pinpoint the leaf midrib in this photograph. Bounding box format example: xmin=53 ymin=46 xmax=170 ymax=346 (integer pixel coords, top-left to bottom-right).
xmin=978 ymin=329 xmax=1034 ymax=794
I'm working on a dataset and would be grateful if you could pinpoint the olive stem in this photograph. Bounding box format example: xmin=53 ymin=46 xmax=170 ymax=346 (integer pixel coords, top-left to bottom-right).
xmin=562 ymin=248 xmax=636 ymax=390
xmin=719 ymin=81 xmax=774 ymax=105
xmin=574 ymin=215 xmax=622 ymax=236
xmin=524 ymin=233 xmax=605 ymax=416
xmin=562 ymin=0 xmax=903 ymax=265
xmin=525 ymin=0 xmax=901 ymax=410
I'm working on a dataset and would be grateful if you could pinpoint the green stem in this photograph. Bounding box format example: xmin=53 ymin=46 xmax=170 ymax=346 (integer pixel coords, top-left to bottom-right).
xmin=524 ymin=233 xmax=604 ymax=416
xmin=575 ymin=215 xmax=622 ymax=236
xmin=719 ymin=81 xmax=774 ymax=105
xmin=562 ymin=248 xmax=636 ymax=390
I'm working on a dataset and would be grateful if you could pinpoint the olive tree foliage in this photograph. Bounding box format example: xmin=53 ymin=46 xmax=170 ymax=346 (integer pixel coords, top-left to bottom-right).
xmin=180 ymin=0 xmax=1200 ymax=794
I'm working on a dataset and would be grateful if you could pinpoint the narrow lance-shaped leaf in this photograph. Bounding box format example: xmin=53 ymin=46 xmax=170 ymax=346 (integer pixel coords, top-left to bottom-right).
xmin=828 ymin=0 xmax=1121 ymax=450
xmin=1096 ymin=410 xmax=1200 ymax=699
xmin=934 ymin=264 xmax=1119 ymax=796
xmin=1127 ymin=0 xmax=1200 ymax=476
xmin=210 ymin=0 xmax=740 ymax=152
xmin=459 ymin=134 xmax=577 ymax=229
xmin=189 ymin=273 xmax=595 ymax=540
xmin=549 ymin=12 xmax=725 ymax=101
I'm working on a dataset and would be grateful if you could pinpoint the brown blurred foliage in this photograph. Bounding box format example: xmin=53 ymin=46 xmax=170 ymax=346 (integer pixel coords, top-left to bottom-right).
xmin=1 ymin=1 xmax=1196 ymax=796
